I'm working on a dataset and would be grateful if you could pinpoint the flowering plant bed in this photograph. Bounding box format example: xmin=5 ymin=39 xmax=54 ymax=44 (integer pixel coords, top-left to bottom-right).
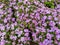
xmin=0 ymin=0 xmax=60 ymax=45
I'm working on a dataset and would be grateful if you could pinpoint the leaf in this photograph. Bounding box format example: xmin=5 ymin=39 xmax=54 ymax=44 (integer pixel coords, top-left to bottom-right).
xmin=44 ymin=2 xmax=54 ymax=8
xmin=17 ymin=2 xmax=23 ymax=6
xmin=58 ymin=25 xmax=60 ymax=29
xmin=51 ymin=5 xmax=54 ymax=8
xmin=23 ymin=4 xmax=28 ymax=8
xmin=27 ymin=24 xmax=30 ymax=29
xmin=14 ymin=26 xmax=18 ymax=30
xmin=29 ymin=0 xmax=34 ymax=2
xmin=38 ymin=0 xmax=41 ymax=2
xmin=18 ymin=8 xmax=23 ymax=13
xmin=5 ymin=43 xmax=12 ymax=45
xmin=17 ymin=20 xmax=21 ymax=24
xmin=0 ymin=20 xmax=3 ymax=23
xmin=28 ymin=9 xmax=33 ymax=14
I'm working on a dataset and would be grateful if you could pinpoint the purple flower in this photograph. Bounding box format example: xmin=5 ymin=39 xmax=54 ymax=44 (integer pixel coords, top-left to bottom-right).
xmin=49 ymin=21 xmax=55 ymax=27
xmin=20 ymin=37 xmax=25 ymax=42
xmin=43 ymin=39 xmax=53 ymax=45
xmin=10 ymin=35 xmax=17 ymax=40
xmin=12 ymin=18 xmax=15 ymax=22
xmin=0 ymin=39 xmax=5 ymax=45
xmin=0 ymin=9 xmax=4 ymax=14
xmin=54 ymin=17 xmax=58 ymax=21
xmin=24 ymin=29 xmax=29 ymax=32
xmin=41 ymin=27 xmax=46 ymax=32
xmin=15 ymin=29 xmax=23 ymax=37
xmin=48 ymin=16 xmax=52 ymax=20
xmin=58 ymin=42 xmax=60 ymax=45
xmin=4 ymin=18 xmax=7 ymax=23
xmin=42 ymin=23 xmax=47 ymax=26
xmin=24 ymin=33 xmax=29 ymax=37
xmin=56 ymin=34 xmax=60 ymax=40
xmin=32 ymin=20 xmax=38 ymax=26
xmin=45 ymin=10 xmax=51 ymax=14
xmin=46 ymin=33 xmax=53 ymax=39
xmin=39 ymin=42 xmax=43 ymax=45
xmin=0 ymin=26 xmax=5 ymax=31
xmin=39 ymin=35 xmax=42 ymax=39
xmin=25 ymin=19 xmax=31 ymax=23
xmin=12 ymin=42 xmax=15 ymax=45
xmin=0 ymin=4 xmax=4 ymax=8
xmin=13 ymin=6 xmax=18 ymax=10
xmin=2 ymin=32 xmax=6 ymax=37
xmin=18 ymin=0 xmax=22 ymax=2
xmin=56 ymin=4 xmax=60 ymax=9
xmin=35 ymin=13 xmax=40 ymax=20
xmin=55 ymin=29 xmax=60 ymax=34
xmin=11 ymin=24 xmax=14 ymax=30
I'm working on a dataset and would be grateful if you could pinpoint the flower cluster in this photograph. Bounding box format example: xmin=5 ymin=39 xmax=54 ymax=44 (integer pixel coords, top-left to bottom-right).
xmin=0 ymin=0 xmax=60 ymax=45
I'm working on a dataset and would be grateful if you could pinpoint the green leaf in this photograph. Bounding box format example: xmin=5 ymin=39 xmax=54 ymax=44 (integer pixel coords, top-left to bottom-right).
xmin=17 ymin=20 xmax=21 ymax=24
xmin=0 ymin=20 xmax=3 ymax=23
xmin=28 ymin=9 xmax=33 ymax=14
xmin=29 ymin=0 xmax=34 ymax=2
xmin=27 ymin=24 xmax=30 ymax=29
xmin=51 ymin=5 xmax=54 ymax=8
xmin=14 ymin=26 xmax=18 ymax=30
xmin=23 ymin=4 xmax=28 ymax=8
xmin=44 ymin=2 xmax=54 ymax=8
xmin=58 ymin=25 xmax=60 ymax=29
xmin=5 ymin=43 xmax=12 ymax=45
xmin=38 ymin=0 xmax=41 ymax=2
xmin=18 ymin=8 xmax=23 ymax=13
xmin=17 ymin=2 xmax=23 ymax=6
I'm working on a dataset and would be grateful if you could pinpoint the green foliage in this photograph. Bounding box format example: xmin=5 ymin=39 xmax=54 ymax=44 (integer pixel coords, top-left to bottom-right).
xmin=45 ymin=23 xmax=50 ymax=29
xmin=0 ymin=20 xmax=3 ymax=23
xmin=17 ymin=2 xmax=23 ymax=6
xmin=27 ymin=24 xmax=30 ymax=29
xmin=0 ymin=0 xmax=9 ymax=5
xmin=18 ymin=8 xmax=23 ymax=13
xmin=55 ymin=24 xmax=60 ymax=29
xmin=38 ymin=0 xmax=41 ymax=2
xmin=29 ymin=0 xmax=34 ymax=2
xmin=14 ymin=26 xmax=18 ymax=30
xmin=17 ymin=20 xmax=21 ymax=24
xmin=23 ymin=4 xmax=28 ymax=8
xmin=57 ymin=25 xmax=60 ymax=29
xmin=44 ymin=2 xmax=54 ymax=8
xmin=5 ymin=43 xmax=12 ymax=45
